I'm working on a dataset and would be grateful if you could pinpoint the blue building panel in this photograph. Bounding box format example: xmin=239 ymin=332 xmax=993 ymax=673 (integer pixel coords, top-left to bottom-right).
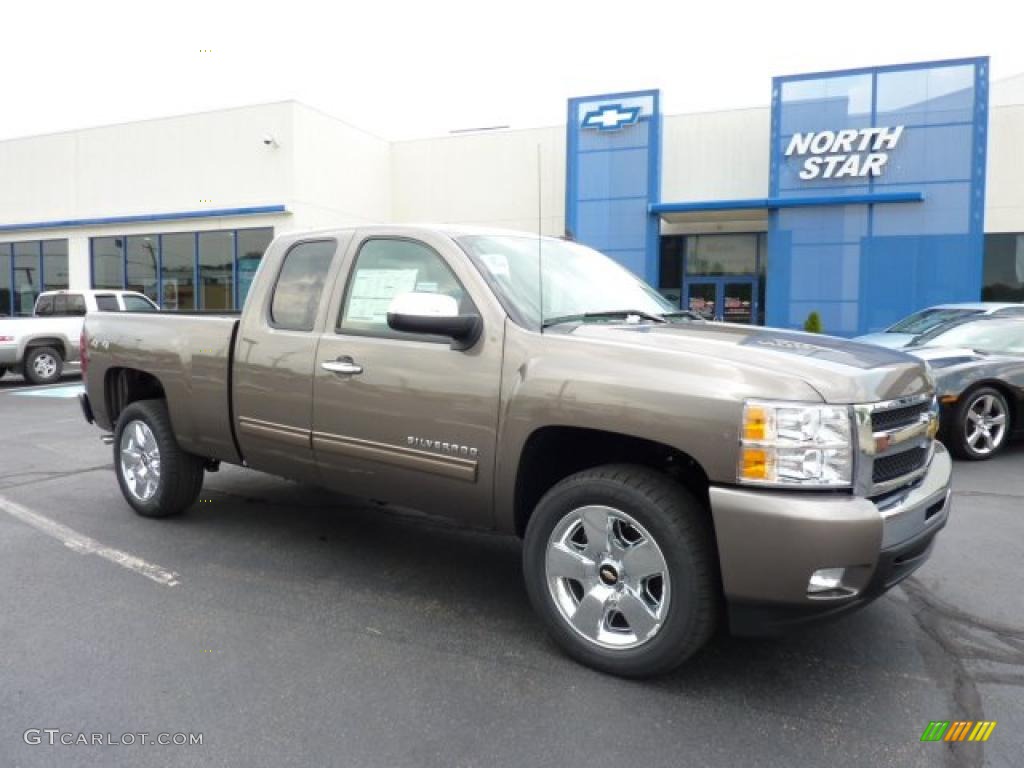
xmin=566 ymin=90 xmax=661 ymax=285
xmin=768 ymin=57 xmax=989 ymax=336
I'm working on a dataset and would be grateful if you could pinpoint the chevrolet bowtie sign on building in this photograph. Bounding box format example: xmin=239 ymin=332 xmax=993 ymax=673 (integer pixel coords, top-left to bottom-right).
xmin=581 ymin=103 xmax=642 ymax=131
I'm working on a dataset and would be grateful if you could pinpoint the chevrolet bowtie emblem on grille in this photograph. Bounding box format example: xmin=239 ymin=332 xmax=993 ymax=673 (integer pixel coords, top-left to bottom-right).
xmin=581 ymin=103 xmax=641 ymax=131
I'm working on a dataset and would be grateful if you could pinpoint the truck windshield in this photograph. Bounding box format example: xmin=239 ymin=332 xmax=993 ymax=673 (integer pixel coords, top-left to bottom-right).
xmin=456 ymin=235 xmax=672 ymax=329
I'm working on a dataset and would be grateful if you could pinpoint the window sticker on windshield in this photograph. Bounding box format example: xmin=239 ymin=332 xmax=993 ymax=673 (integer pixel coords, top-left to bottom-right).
xmin=479 ymin=252 xmax=511 ymax=279
xmin=345 ymin=268 xmax=419 ymax=324
xmin=415 ymin=281 xmax=438 ymax=293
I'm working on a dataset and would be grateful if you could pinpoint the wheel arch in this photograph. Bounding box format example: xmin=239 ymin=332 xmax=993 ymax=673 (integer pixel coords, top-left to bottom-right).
xmin=104 ymin=367 xmax=167 ymax=427
xmin=22 ymin=336 xmax=69 ymax=360
xmin=512 ymin=426 xmax=713 ymax=539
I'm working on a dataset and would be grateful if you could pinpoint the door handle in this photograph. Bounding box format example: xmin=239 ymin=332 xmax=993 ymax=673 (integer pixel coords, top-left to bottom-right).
xmin=321 ymin=357 xmax=363 ymax=375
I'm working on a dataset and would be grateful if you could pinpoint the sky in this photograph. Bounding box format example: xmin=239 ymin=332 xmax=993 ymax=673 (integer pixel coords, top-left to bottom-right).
xmin=1 ymin=0 xmax=1021 ymax=142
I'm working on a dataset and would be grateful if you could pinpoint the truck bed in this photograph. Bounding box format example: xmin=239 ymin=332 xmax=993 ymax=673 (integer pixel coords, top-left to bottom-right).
xmin=83 ymin=311 xmax=242 ymax=463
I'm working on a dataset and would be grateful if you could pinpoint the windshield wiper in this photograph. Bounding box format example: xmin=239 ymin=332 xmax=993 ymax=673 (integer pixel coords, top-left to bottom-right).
xmin=661 ymin=310 xmax=703 ymax=321
xmin=542 ymin=309 xmax=668 ymax=328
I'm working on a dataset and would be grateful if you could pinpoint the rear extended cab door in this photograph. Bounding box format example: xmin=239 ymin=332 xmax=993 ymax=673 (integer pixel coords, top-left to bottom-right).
xmin=232 ymin=233 xmax=351 ymax=483
xmin=310 ymin=227 xmax=506 ymax=526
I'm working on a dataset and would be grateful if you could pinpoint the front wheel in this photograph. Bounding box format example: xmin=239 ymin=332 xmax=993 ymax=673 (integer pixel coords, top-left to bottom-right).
xmin=23 ymin=346 xmax=63 ymax=385
xmin=523 ymin=464 xmax=718 ymax=678
xmin=950 ymin=387 xmax=1012 ymax=460
xmin=114 ymin=399 xmax=205 ymax=517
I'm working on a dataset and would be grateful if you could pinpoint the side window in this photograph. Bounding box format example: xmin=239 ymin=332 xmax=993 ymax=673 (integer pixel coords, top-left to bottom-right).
xmin=269 ymin=240 xmax=336 ymax=331
xmin=339 ymin=239 xmax=469 ymax=336
xmin=123 ymin=295 xmax=157 ymax=312
xmin=95 ymin=294 xmax=120 ymax=311
xmin=67 ymin=294 xmax=87 ymax=316
xmin=35 ymin=295 xmax=54 ymax=316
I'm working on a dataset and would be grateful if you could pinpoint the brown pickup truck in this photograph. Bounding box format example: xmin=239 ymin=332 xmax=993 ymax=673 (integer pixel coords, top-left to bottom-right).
xmin=80 ymin=225 xmax=952 ymax=677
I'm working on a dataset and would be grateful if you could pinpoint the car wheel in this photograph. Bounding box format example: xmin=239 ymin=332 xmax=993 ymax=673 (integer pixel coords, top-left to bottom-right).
xmin=523 ymin=464 xmax=718 ymax=678
xmin=950 ymin=386 xmax=1012 ymax=460
xmin=0 ymin=365 xmax=7 ymax=379
xmin=23 ymin=346 xmax=63 ymax=385
xmin=114 ymin=399 xmax=205 ymax=517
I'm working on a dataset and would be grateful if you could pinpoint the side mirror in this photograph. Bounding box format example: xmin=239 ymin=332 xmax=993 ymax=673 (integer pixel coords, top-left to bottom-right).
xmin=386 ymin=292 xmax=482 ymax=350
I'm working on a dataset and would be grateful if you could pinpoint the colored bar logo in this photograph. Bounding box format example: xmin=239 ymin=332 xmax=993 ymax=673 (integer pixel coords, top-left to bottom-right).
xmin=921 ymin=721 xmax=997 ymax=742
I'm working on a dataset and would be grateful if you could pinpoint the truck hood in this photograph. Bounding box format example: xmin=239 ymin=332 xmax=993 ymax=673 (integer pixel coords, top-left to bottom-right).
xmin=567 ymin=322 xmax=932 ymax=403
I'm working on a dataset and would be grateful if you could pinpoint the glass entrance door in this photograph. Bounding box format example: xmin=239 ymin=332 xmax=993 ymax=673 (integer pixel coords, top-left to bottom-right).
xmin=685 ymin=278 xmax=757 ymax=323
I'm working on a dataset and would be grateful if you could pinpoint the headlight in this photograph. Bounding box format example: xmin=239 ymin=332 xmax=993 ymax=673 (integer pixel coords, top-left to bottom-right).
xmin=738 ymin=400 xmax=853 ymax=487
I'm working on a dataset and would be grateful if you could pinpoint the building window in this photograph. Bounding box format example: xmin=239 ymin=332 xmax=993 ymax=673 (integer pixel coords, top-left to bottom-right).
xmin=92 ymin=237 xmax=125 ymax=289
xmin=684 ymin=234 xmax=759 ymax=276
xmin=160 ymin=233 xmax=196 ymax=310
xmin=983 ymin=234 xmax=1024 ymax=302
xmin=90 ymin=227 xmax=273 ymax=309
xmin=42 ymin=240 xmax=69 ymax=292
xmin=198 ymin=231 xmax=235 ymax=310
xmin=0 ymin=244 xmax=10 ymax=317
xmin=0 ymin=239 xmax=67 ymax=316
xmin=237 ymin=228 xmax=273 ymax=307
xmin=658 ymin=236 xmax=683 ymax=307
xmin=126 ymin=235 xmax=160 ymax=303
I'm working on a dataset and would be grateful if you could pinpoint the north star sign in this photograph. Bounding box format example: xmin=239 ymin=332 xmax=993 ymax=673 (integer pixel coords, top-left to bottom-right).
xmin=785 ymin=125 xmax=905 ymax=179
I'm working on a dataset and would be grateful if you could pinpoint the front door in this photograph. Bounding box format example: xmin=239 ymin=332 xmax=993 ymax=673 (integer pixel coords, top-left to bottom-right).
xmin=311 ymin=230 xmax=505 ymax=526
xmin=684 ymin=278 xmax=757 ymax=324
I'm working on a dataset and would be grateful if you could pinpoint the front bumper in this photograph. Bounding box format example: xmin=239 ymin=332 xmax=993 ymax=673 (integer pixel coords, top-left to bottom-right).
xmin=710 ymin=442 xmax=952 ymax=635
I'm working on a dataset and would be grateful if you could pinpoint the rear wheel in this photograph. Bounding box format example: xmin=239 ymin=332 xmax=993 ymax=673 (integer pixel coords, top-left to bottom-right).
xmin=950 ymin=386 xmax=1011 ymax=460
xmin=23 ymin=346 xmax=63 ymax=385
xmin=114 ymin=399 xmax=204 ymax=517
xmin=0 ymin=365 xmax=7 ymax=379
xmin=523 ymin=464 xmax=718 ymax=678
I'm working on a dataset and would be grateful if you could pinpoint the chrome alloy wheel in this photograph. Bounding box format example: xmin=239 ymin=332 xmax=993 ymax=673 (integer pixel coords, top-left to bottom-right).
xmin=120 ymin=420 xmax=162 ymax=501
xmin=545 ymin=505 xmax=670 ymax=650
xmin=33 ymin=352 xmax=58 ymax=379
xmin=965 ymin=393 xmax=1008 ymax=455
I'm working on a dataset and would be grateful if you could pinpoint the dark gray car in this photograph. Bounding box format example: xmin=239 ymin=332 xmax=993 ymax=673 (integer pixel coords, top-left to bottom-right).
xmin=909 ymin=316 xmax=1024 ymax=459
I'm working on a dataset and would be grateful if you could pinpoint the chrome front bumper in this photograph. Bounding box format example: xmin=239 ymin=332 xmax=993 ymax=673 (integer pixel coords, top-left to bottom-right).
xmin=710 ymin=442 xmax=952 ymax=634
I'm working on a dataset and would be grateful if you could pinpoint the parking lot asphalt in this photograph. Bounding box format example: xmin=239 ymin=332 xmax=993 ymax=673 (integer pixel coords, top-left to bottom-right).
xmin=1 ymin=373 xmax=1021 ymax=768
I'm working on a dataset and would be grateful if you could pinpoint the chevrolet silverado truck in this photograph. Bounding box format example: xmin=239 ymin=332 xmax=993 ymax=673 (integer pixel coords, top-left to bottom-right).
xmin=79 ymin=225 xmax=952 ymax=677
xmin=0 ymin=289 xmax=156 ymax=384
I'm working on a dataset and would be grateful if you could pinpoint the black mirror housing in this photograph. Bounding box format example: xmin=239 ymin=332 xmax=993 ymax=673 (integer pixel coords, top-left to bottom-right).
xmin=387 ymin=312 xmax=482 ymax=350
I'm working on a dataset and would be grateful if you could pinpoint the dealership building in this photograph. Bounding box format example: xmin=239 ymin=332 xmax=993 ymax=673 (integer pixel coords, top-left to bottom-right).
xmin=1 ymin=56 xmax=1022 ymax=335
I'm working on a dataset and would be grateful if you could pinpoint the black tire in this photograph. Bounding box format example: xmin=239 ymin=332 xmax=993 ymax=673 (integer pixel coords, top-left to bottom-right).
xmin=23 ymin=346 xmax=63 ymax=385
xmin=0 ymin=365 xmax=7 ymax=379
xmin=114 ymin=399 xmax=204 ymax=517
xmin=523 ymin=464 xmax=718 ymax=678
xmin=948 ymin=386 xmax=1012 ymax=461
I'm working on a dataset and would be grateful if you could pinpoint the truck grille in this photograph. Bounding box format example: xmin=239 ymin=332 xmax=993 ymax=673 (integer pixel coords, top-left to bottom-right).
xmin=872 ymin=446 xmax=929 ymax=484
xmin=871 ymin=401 xmax=930 ymax=432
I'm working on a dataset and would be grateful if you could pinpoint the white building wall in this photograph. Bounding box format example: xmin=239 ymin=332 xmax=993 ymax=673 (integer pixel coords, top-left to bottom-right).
xmin=289 ymin=104 xmax=391 ymax=231
xmin=986 ymin=104 xmax=1024 ymax=233
xmin=390 ymin=127 xmax=566 ymax=236
xmin=0 ymin=102 xmax=295 ymax=225
xmin=660 ymin=107 xmax=770 ymax=204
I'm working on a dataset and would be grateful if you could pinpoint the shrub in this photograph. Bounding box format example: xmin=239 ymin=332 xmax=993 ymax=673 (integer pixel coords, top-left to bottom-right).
xmin=803 ymin=311 xmax=823 ymax=334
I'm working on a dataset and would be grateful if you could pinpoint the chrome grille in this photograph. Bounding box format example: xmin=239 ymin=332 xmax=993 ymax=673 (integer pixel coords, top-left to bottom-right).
xmin=871 ymin=401 xmax=930 ymax=433
xmin=873 ymin=446 xmax=929 ymax=483
xmin=854 ymin=393 xmax=937 ymax=495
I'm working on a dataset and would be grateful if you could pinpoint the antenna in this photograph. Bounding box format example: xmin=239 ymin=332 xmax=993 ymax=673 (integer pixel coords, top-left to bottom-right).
xmin=537 ymin=142 xmax=544 ymax=333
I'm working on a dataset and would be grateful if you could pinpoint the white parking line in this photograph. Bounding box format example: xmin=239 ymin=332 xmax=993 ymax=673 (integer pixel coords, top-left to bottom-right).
xmin=0 ymin=496 xmax=180 ymax=587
